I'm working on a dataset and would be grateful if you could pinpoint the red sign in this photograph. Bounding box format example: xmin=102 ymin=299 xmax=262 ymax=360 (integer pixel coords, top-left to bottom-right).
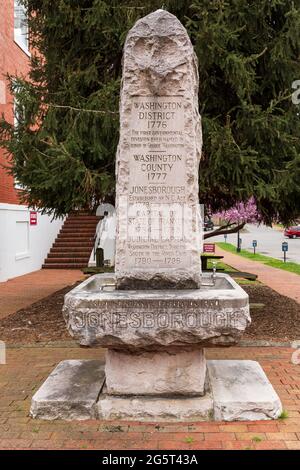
xmin=203 ymin=243 xmax=215 ymax=253
xmin=30 ymin=211 xmax=37 ymax=226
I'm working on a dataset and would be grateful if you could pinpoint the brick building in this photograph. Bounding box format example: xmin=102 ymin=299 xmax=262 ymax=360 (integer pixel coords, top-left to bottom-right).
xmin=0 ymin=1 xmax=64 ymax=282
xmin=0 ymin=0 xmax=30 ymax=203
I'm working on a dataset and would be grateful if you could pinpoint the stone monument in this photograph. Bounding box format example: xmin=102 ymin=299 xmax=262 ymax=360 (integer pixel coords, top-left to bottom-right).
xmin=115 ymin=9 xmax=202 ymax=290
xmin=30 ymin=10 xmax=282 ymax=422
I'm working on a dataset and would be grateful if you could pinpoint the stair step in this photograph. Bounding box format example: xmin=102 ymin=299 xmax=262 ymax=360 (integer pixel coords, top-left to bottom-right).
xmin=69 ymin=211 xmax=96 ymax=215
xmin=42 ymin=263 xmax=87 ymax=269
xmin=62 ymin=221 xmax=98 ymax=225
xmin=48 ymin=252 xmax=91 ymax=258
xmin=43 ymin=212 xmax=101 ymax=270
xmin=60 ymin=229 xmax=96 ymax=234
xmin=62 ymin=225 xmax=97 ymax=229
xmin=57 ymin=230 xmax=94 ymax=235
xmin=64 ymin=217 xmax=101 ymax=221
xmin=62 ymin=223 xmax=97 ymax=226
xmin=50 ymin=247 xmax=91 ymax=253
xmin=44 ymin=257 xmax=89 ymax=264
xmin=55 ymin=239 xmax=93 ymax=243
xmin=58 ymin=234 xmax=94 ymax=238
xmin=66 ymin=220 xmax=98 ymax=223
xmin=52 ymin=239 xmax=94 ymax=248
xmin=52 ymin=241 xmax=94 ymax=251
xmin=56 ymin=236 xmax=93 ymax=241
xmin=57 ymin=230 xmax=95 ymax=238
xmin=64 ymin=221 xmax=98 ymax=225
xmin=54 ymin=242 xmax=92 ymax=247
xmin=67 ymin=216 xmax=100 ymax=221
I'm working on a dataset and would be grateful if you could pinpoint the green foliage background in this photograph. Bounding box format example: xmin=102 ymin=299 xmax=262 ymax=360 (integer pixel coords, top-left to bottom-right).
xmin=1 ymin=0 xmax=300 ymax=221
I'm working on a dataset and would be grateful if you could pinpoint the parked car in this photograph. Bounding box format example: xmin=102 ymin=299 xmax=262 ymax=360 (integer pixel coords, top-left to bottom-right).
xmin=284 ymin=226 xmax=300 ymax=238
xmin=204 ymin=216 xmax=214 ymax=231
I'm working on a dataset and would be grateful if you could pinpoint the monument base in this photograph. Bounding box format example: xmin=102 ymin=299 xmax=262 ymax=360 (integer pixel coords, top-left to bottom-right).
xmin=97 ymin=389 xmax=213 ymax=421
xmin=30 ymin=359 xmax=282 ymax=422
xmin=105 ymin=348 xmax=207 ymax=396
xmin=30 ymin=360 xmax=105 ymax=421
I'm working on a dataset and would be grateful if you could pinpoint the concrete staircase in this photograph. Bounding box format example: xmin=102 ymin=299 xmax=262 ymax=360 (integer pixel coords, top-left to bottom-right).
xmin=42 ymin=213 xmax=101 ymax=269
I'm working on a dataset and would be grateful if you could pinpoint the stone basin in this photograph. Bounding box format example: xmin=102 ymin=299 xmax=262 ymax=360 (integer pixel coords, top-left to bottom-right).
xmin=63 ymin=273 xmax=250 ymax=350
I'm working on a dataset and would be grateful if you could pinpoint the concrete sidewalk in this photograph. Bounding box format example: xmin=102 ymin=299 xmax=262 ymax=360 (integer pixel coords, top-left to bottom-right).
xmin=216 ymin=247 xmax=300 ymax=304
xmin=0 ymin=269 xmax=85 ymax=320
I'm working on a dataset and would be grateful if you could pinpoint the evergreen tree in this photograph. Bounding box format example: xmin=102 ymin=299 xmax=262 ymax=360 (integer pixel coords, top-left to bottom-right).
xmin=0 ymin=0 xmax=300 ymax=222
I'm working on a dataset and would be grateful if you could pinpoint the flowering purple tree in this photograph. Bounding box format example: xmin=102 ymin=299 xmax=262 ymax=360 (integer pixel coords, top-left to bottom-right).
xmin=204 ymin=197 xmax=260 ymax=241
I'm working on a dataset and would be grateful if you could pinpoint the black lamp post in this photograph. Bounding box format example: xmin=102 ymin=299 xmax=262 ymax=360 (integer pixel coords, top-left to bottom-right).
xmin=237 ymin=227 xmax=241 ymax=252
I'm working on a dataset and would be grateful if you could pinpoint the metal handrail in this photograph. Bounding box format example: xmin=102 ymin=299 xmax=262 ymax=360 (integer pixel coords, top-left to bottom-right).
xmin=93 ymin=232 xmax=101 ymax=260
xmin=93 ymin=217 xmax=105 ymax=260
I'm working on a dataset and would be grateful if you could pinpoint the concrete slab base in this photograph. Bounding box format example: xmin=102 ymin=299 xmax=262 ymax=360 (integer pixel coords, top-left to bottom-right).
xmin=30 ymin=359 xmax=282 ymax=422
xmin=207 ymin=360 xmax=282 ymax=421
xmin=97 ymin=388 xmax=213 ymax=421
xmin=30 ymin=360 xmax=105 ymax=420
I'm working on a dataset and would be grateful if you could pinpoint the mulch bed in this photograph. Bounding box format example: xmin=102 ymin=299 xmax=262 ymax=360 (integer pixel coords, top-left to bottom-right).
xmin=243 ymin=283 xmax=300 ymax=341
xmin=0 ymin=282 xmax=299 ymax=344
xmin=0 ymin=284 xmax=74 ymax=345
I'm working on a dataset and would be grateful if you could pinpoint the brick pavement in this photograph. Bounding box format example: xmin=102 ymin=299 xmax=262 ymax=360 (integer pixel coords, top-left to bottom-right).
xmin=0 ymin=269 xmax=85 ymax=320
xmin=0 ymin=345 xmax=299 ymax=450
xmin=216 ymin=247 xmax=300 ymax=304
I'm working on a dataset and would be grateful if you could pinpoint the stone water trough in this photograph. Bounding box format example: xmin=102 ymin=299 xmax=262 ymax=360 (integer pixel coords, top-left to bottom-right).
xmin=62 ymin=273 xmax=250 ymax=350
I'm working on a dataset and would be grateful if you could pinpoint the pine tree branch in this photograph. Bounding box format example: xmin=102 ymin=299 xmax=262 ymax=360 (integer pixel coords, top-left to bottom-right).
xmin=246 ymin=47 xmax=268 ymax=63
xmin=43 ymin=103 xmax=119 ymax=115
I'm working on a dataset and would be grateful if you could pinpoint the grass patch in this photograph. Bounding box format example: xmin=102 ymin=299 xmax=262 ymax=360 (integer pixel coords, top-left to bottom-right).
xmin=184 ymin=436 xmax=194 ymax=444
xmin=278 ymin=409 xmax=289 ymax=420
xmin=82 ymin=266 xmax=114 ymax=275
xmin=206 ymin=259 xmax=236 ymax=272
xmin=217 ymin=242 xmax=300 ymax=276
xmin=235 ymin=278 xmax=260 ymax=285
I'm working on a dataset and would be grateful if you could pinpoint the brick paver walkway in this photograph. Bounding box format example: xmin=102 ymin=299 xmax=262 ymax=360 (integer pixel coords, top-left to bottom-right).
xmin=0 ymin=270 xmax=85 ymax=320
xmin=216 ymin=247 xmax=300 ymax=304
xmin=0 ymin=345 xmax=299 ymax=450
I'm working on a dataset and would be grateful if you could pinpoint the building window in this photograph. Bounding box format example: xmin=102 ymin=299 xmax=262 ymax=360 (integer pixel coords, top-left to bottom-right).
xmin=14 ymin=0 xmax=30 ymax=55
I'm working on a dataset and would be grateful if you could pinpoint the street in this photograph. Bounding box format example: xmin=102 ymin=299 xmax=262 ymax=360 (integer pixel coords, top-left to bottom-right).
xmin=213 ymin=223 xmax=300 ymax=264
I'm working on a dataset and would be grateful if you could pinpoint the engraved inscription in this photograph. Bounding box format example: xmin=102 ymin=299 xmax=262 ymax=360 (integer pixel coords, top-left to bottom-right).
xmin=125 ymin=96 xmax=189 ymax=269
xmin=129 ymin=97 xmax=185 ymax=201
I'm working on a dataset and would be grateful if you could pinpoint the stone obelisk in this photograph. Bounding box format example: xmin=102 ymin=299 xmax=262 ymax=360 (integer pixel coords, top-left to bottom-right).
xmin=115 ymin=9 xmax=202 ymax=289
